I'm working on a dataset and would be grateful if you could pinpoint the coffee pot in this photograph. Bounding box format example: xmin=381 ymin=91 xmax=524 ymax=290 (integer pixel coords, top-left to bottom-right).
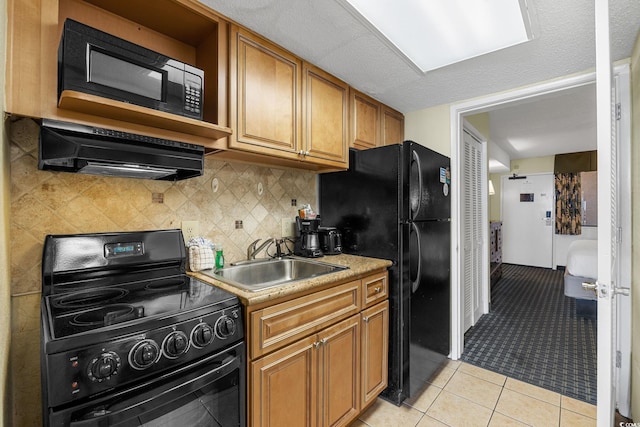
xmin=294 ymin=217 xmax=323 ymax=257
xmin=318 ymin=227 xmax=342 ymax=255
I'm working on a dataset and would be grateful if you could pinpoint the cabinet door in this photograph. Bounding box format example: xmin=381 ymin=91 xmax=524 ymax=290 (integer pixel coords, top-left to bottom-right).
xmin=302 ymin=62 xmax=348 ymax=168
xmin=318 ymin=315 xmax=361 ymax=427
xmin=251 ymin=334 xmax=319 ymax=427
xmin=250 ymin=280 xmax=360 ymax=359
xmin=230 ymin=25 xmax=301 ymax=155
xmin=361 ymin=300 xmax=389 ymax=408
xmin=382 ymin=106 xmax=404 ymax=146
xmin=350 ymin=89 xmax=380 ymax=149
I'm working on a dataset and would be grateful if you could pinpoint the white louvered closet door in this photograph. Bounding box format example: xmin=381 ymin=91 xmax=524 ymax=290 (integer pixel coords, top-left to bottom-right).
xmin=462 ymin=129 xmax=484 ymax=332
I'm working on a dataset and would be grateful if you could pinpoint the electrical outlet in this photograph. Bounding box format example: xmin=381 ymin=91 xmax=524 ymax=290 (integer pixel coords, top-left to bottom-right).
xmin=181 ymin=221 xmax=200 ymax=242
xmin=281 ymin=218 xmax=295 ymax=237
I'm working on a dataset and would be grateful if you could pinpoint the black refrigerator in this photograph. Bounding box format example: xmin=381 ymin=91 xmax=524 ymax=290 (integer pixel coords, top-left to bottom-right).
xmin=318 ymin=141 xmax=450 ymax=405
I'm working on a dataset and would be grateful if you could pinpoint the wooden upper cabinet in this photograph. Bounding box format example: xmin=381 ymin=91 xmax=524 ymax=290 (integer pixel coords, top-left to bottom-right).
xmin=350 ymin=89 xmax=381 ymax=149
xmin=229 ymin=25 xmax=301 ymax=156
xmin=302 ymin=62 xmax=349 ymax=168
xmin=226 ymin=27 xmax=347 ymax=170
xmin=382 ymin=105 xmax=405 ymax=146
xmin=349 ymin=89 xmax=404 ymax=150
xmin=6 ymin=0 xmax=232 ymax=150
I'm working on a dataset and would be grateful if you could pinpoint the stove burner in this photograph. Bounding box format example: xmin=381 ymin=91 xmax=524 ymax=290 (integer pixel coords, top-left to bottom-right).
xmin=53 ymin=288 xmax=129 ymax=309
xmin=70 ymin=304 xmax=144 ymax=327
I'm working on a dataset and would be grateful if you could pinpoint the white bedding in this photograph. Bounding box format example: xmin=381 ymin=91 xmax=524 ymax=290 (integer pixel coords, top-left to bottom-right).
xmin=566 ymin=240 xmax=598 ymax=279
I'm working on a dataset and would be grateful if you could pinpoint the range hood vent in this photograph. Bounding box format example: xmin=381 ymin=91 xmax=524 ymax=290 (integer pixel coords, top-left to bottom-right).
xmin=39 ymin=119 xmax=204 ymax=181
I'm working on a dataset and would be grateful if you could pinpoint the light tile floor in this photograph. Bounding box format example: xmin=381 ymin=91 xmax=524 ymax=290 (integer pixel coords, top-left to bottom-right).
xmin=353 ymin=361 xmax=597 ymax=427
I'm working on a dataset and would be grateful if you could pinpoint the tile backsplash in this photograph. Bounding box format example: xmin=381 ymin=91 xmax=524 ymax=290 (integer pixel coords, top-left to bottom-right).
xmin=9 ymin=116 xmax=315 ymax=425
xmin=9 ymin=117 xmax=317 ymax=295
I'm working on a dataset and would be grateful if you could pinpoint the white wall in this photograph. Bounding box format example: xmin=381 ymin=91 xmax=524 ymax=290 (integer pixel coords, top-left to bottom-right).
xmin=405 ymin=104 xmax=451 ymax=156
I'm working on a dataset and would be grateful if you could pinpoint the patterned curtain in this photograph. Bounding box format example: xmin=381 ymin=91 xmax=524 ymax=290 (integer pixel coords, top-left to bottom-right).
xmin=555 ymin=173 xmax=581 ymax=235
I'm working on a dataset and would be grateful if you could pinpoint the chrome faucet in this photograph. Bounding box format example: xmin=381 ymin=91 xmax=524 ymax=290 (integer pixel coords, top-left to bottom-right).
xmin=247 ymin=238 xmax=275 ymax=260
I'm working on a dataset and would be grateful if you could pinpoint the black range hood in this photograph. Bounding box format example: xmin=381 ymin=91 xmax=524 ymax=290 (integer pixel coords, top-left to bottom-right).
xmin=39 ymin=119 xmax=205 ymax=181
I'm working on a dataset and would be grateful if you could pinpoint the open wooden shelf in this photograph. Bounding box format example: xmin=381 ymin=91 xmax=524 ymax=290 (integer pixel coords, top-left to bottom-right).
xmin=58 ymin=90 xmax=232 ymax=143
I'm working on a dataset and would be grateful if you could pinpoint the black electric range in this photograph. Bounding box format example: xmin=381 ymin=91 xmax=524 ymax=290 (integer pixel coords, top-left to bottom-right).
xmin=40 ymin=229 xmax=245 ymax=426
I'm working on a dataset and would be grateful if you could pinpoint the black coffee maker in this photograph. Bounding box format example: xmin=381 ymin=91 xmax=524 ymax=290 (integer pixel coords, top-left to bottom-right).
xmin=294 ymin=216 xmax=323 ymax=257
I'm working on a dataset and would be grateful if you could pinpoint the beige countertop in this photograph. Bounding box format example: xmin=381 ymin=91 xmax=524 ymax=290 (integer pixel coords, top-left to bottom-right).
xmin=189 ymin=254 xmax=392 ymax=306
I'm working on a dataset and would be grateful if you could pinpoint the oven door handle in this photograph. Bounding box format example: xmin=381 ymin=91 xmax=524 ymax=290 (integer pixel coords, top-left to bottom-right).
xmin=69 ymin=353 xmax=241 ymax=426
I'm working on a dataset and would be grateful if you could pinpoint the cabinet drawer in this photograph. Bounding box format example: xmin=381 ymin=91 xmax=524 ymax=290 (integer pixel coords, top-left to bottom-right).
xmin=361 ymin=272 xmax=388 ymax=308
xmin=250 ymin=280 xmax=360 ymax=358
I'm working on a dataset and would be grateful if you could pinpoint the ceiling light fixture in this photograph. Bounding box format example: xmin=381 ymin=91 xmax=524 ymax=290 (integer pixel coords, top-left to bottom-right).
xmin=338 ymin=0 xmax=536 ymax=73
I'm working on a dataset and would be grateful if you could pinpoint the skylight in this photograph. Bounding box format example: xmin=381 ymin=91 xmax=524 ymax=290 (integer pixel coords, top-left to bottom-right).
xmin=340 ymin=0 xmax=535 ymax=73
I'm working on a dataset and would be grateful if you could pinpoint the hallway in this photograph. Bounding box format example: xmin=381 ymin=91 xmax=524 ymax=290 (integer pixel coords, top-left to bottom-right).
xmin=461 ymin=264 xmax=597 ymax=404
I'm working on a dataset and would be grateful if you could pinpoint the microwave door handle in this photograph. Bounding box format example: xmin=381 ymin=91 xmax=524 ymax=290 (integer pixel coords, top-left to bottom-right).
xmin=69 ymin=355 xmax=240 ymax=426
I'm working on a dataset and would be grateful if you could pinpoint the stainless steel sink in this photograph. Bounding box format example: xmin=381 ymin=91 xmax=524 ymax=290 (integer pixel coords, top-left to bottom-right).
xmin=208 ymin=257 xmax=348 ymax=292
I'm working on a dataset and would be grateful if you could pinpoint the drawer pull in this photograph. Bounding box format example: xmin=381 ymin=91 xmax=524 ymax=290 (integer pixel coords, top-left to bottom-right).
xmin=314 ymin=338 xmax=327 ymax=349
xmin=374 ymin=287 xmax=381 ymax=293
xmin=363 ymin=316 xmax=369 ymax=323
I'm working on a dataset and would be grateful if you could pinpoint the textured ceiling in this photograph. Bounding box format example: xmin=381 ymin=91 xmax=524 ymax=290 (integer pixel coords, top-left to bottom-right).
xmin=488 ymin=83 xmax=597 ymax=160
xmin=199 ymin=0 xmax=640 ymax=113
xmin=199 ymin=0 xmax=639 ymax=161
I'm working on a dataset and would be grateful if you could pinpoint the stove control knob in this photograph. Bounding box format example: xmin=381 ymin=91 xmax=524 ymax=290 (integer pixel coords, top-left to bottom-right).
xmin=87 ymin=351 xmax=120 ymax=382
xmin=191 ymin=323 xmax=214 ymax=348
xmin=215 ymin=315 xmax=237 ymax=339
xmin=129 ymin=339 xmax=160 ymax=370
xmin=162 ymin=331 xmax=190 ymax=359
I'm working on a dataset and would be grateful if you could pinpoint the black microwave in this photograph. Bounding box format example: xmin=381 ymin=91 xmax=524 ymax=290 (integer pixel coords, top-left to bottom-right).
xmin=58 ymin=19 xmax=204 ymax=120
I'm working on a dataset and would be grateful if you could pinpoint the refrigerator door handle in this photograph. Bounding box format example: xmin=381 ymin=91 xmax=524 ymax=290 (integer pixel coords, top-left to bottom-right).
xmin=410 ymin=221 xmax=422 ymax=293
xmin=410 ymin=150 xmax=423 ymax=220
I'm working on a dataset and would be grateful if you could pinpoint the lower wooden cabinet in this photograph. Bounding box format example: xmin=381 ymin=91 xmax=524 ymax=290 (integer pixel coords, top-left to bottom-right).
xmin=251 ymin=315 xmax=360 ymax=427
xmin=319 ymin=316 xmax=361 ymax=427
xmin=361 ymin=300 xmax=389 ymax=407
xmin=251 ymin=334 xmax=319 ymax=427
xmin=248 ymin=272 xmax=389 ymax=427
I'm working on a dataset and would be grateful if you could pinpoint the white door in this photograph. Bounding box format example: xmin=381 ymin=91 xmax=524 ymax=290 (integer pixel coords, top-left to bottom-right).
xmin=501 ymin=174 xmax=554 ymax=268
xmin=613 ymin=65 xmax=632 ymax=419
xmin=461 ymin=128 xmax=487 ymax=332
xmin=594 ymin=0 xmax=620 ymax=424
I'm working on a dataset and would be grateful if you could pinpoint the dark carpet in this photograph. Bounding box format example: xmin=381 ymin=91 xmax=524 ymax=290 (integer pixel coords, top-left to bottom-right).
xmin=461 ymin=264 xmax=597 ymax=404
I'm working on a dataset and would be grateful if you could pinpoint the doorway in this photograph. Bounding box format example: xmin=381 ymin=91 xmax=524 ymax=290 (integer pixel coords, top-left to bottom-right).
xmin=450 ymin=65 xmax=631 ymax=415
xmin=449 ymin=71 xmax=597 ymax=359
xmin=449 ymin=66 xmax=632 ymax=415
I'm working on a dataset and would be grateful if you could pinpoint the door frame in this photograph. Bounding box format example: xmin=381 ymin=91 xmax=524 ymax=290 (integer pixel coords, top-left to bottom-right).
xmin=449 ymin=65 xmax=632 ymax=417
xmin=449 ymin=70 xmax=596 ymax=359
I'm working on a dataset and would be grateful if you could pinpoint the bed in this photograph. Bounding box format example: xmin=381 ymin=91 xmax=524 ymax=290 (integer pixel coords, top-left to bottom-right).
xmin=564 ymin=239 xmax=598 ymax=317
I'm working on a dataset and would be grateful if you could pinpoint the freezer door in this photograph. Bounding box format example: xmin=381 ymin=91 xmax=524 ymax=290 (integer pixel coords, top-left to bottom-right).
xmin=406 ymin=142 xmax=451 ymax=221
xmin=408 ymin=219 xmax=450 ymax=396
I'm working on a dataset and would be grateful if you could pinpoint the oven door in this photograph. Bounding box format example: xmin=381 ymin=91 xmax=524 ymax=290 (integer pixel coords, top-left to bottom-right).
xmin=49 ymin=342 xmax=245 ymax=427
